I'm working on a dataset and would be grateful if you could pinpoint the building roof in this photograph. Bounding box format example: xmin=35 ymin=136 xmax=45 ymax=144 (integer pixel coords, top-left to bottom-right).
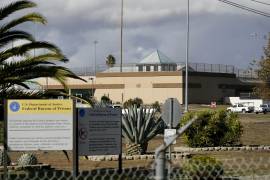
xmin=138 ymin=50 xmax=176 ymax=64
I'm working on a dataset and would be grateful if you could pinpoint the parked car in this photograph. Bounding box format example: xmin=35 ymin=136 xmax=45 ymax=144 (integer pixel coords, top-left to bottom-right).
xmin=254 ymin=104 xmax=270 ymax=114
xmin=227 ymin=104 xmax=254 ymax=113
xmin=263 ymin=104 xmax=270 ymax=112
xmin=254 ymin=104 xmax=268 ymax=114
xmin=112 ymin=104 xmax=122 ymax=109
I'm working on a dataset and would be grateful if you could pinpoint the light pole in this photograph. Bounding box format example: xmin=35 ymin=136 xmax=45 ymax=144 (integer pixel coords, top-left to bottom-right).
xmin=120 ymin=0 xmax=124 ymax=72
xmin=89 ymin=77 xmax=94 ymax=98
xmin=94 ymin=40 xmax=98 ymax=75
xmin=184 ymin=0 xmax=190 ymax=112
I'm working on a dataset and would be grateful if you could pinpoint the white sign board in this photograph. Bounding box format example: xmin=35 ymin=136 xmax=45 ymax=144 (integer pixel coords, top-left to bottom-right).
xmin=6 ymin=99 xmax=74 ymax=151
xmin=164 ymin=129 xmax=176 ymax=144
xmin=78 ymin=108 xmax=121 ymax=156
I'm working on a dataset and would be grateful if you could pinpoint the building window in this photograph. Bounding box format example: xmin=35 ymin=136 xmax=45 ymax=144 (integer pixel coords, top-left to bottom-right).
xmin=170 ymin=65 xmax=176 ymax=71
xmin=146 ymin=65 xmax=151 ymax=71
xmin=58 ymin=96 xmax=64 ymax=99
xmin=161 ymin=65 xmax=165 ymax=71
xmin=162 ymin=65 xmax=169 ymax=71
xmin=138 ymin=65 xmax=143 ymax=72
xmin=154 ymin=65 xmax=158 ymax=71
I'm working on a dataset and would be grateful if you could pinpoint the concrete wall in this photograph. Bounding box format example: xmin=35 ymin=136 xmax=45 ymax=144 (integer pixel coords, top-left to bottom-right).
xmin=95 ymin=72 xmax=183 ymax=104
xmin=35 ymin=71 xmax=256 ymax=105
xmin=186 ymin=72 xmax=240 ymax=104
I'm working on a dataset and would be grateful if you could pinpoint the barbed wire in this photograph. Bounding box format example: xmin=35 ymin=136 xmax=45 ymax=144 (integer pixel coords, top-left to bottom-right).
xmin=251 ymin=0 xmax=270 ymax=6
xmin=218 ymin=0 xmax=270 ymax=18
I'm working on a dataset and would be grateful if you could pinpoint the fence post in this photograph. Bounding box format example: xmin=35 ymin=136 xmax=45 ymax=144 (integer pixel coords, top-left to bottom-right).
xmin=154 ymin=117 xmax=197 ymax=180
xmin=155 ymin=150 xmax=166 ymax=180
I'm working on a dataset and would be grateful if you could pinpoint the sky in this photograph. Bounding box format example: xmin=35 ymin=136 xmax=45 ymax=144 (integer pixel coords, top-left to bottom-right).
xmin=1 ymin=0 xmax=270 ymax=71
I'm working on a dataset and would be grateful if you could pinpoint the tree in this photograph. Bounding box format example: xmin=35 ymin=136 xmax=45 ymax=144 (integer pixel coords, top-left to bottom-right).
xmin=0 ymin=0 xmax=84 ymax=101
xmin=105 ymin=54 xmax=116 ymax=68
xmin=123 ymin=97 xmax=143 ymax=108
xmin=100 ymin=95 xmax=112 ymax=105
xmin=253 ymin=33 xmax=270 ymax=99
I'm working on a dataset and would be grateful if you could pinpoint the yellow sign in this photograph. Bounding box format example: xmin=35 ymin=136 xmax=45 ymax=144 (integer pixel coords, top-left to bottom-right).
xmin=8 ymin=99 xmax=73 ymax=114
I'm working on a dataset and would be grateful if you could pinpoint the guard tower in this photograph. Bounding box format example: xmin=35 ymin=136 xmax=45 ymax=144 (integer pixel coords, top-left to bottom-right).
xmin=136 ymin=50 xmax=177 ymax=72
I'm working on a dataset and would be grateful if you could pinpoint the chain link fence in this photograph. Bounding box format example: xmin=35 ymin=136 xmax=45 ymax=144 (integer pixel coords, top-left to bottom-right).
xmin=70 ymin=62 xmax=258 ymax=79
xmin=1 ymin=151 xmax=270 ymax=179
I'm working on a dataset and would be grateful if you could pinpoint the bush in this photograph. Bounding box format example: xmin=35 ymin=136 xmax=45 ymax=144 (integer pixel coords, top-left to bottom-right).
xmin=123 ymin=98 xmax=143 ymax=108
xmin=151 ymin=101 xmax=161 ymax=112
xmin=181 ymin=109 xmax=242 ymax=147
xmin=182 ymin=156 xmax=223 ymax=180
xmin=100 ymin=95 xmax=112 ymax=105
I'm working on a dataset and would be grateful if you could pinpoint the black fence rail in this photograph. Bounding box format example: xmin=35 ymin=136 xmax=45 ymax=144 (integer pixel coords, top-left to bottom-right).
xmin=70 ymin=62 xmax=259 ymax=79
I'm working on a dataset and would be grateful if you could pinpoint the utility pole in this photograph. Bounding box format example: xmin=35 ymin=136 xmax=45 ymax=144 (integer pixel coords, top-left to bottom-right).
xmin=120 ymin=0 xmax=124 ymax=72
xmin=184 ymin=0 xmax=190 ymax=112
xmin=94 ymin=40 xmax=98 ymax=75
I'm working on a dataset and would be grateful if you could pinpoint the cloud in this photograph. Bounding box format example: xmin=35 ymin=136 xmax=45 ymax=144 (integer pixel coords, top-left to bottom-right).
xmin=1 ymin=0 xmax=270 ymax=70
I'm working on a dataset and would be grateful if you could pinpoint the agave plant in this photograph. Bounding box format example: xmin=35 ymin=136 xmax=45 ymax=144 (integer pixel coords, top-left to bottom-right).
xmin=17 ymin=153 xmax=38 ymax=166
xmin=122 ymin=105 xmax=164 ymax=155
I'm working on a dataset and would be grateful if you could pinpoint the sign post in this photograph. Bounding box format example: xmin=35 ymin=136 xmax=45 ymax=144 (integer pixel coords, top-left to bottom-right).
xmin=3 ymin=100 xmax=8 ymax=180
xmin=162 ymin=98 xmax=182 ymax=174
xmin=73 ymin=103 xmax=78 ymax=179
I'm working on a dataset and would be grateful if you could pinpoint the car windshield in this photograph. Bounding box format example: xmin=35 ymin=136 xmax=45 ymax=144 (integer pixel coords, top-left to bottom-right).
xmin=261 ymin=105 xmax=267 ymax=107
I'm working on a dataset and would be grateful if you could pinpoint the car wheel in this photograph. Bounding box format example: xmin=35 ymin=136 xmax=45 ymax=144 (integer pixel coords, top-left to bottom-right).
xmin=242 ymin=109 xmax=246 ymax=114
xmin=263 ymin=111 xmax=267 ymax=114
xmin=256 ymin=112 xmax=259 ymax=114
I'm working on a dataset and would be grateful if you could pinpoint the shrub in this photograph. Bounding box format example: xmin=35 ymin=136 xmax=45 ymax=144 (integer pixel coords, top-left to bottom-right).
xmin=100 ymin=95 xmax=112 ymax=105
xmin=151 ymin=101 xmax=161 ymax=112
xmin=182 ymin=156 xmax=223 ymax=180
xmin=181 ymin=109 xmax=242 ymax=147
xmin=123 ymin=98 xmax=143 ymax=108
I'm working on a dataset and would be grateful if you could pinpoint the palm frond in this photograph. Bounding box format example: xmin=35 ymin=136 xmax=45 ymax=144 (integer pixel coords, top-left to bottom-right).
xmin=0 ymin=41 xmax=64 ymax=62
xmin=0 ymin=13 xmax=47 ymax=33
xmin=0 ymin=89 xmax=61 ymax=101
xmin=0 ymin=30 xmax=34 ymax=48
xmin=0 ymin=0 xmax=36 ymax=21
xmin=2 ymin=53 xmax=66 ymax=69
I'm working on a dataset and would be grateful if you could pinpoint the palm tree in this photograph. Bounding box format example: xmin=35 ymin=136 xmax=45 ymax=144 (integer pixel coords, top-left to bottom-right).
xmin=105 ymin=54 xmax=116 ymax=68
xmin=0 ymin=0 xmax=84 ymax=101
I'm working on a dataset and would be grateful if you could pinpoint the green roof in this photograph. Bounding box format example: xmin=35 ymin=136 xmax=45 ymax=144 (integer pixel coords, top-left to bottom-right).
xmin=138 ymin=50 xmax=176 ymax=64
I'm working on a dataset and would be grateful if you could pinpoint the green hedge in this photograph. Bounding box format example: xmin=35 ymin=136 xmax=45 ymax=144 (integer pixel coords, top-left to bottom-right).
xmin=181 ymin=109 xmax=242 ymax=147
